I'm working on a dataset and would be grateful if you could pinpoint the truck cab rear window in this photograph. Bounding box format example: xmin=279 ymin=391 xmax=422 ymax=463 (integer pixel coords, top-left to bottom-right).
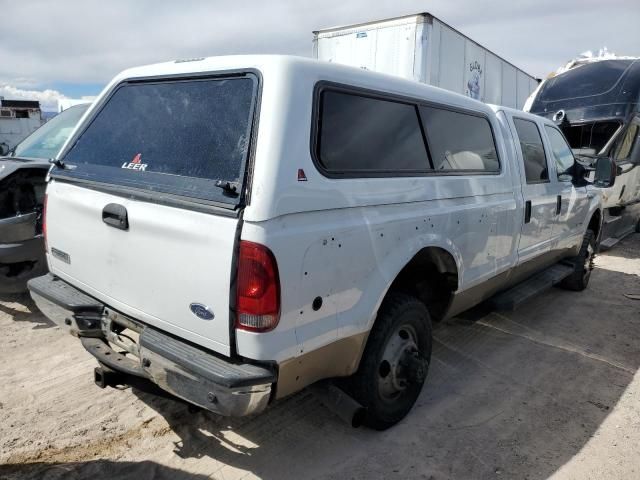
xmin=316 ymin=90 xmax=430 ymax=174
xmin=60 ymin=75 xmax=257 ymax=204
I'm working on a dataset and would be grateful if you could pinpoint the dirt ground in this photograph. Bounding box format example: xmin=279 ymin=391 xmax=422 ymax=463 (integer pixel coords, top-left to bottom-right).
xmin=1 ymin=234 xmax=639 ymax=480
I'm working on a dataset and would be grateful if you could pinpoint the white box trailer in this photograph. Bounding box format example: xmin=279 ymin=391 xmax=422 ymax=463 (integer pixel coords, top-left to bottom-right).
xmin=313 ymin=13 xmax=539 ymax=109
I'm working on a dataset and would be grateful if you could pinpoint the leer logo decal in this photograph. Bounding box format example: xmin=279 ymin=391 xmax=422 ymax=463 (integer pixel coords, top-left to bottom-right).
xmin=122 ymin=153 xmax=148 ymax=171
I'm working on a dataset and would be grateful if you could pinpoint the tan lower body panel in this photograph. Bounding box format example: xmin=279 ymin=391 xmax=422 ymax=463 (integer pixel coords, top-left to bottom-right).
xmin=275 ymin=331 xmax=368 ymax=399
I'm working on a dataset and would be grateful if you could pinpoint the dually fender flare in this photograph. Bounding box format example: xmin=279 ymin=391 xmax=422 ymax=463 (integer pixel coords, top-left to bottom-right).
xmin=364 ymin=234 xmax=464 ymax=331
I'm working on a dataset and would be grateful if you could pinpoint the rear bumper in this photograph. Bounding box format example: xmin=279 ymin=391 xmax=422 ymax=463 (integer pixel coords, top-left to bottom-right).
xmin=27 ymin=273 xmax=276 ymax=417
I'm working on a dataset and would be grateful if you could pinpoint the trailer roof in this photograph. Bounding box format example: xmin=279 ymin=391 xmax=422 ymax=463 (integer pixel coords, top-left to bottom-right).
xmin=313 ymin=12 xmax=539 ymax=82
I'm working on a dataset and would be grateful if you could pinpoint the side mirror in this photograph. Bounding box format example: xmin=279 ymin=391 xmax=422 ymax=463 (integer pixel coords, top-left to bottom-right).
xmin=593 ymin=156 xmax=616 ymax=188
xmin=558 ymin=173 xmax=573 ymax=183
xmin=0 ymin=142 xmax=9 ymax=156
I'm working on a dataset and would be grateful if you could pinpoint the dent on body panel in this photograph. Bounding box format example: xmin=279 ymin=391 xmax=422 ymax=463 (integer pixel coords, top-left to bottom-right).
xmin=426 ymin=176 xmax=505 ymax=275
xmin=298 ymin=205 xmax=433 ymax=339
xmin=437 ymin=193 xmax=500 ymax=287
xmin=299 ymin=227 xmax=377 ymax=339
xmin=309 ymin=203 xmax=467 ymax=333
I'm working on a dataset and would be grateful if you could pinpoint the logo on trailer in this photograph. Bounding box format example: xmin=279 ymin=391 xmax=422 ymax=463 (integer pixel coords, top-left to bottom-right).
xmin=469 ymin=60 xmax=483 ymax=75
xmin=466 ymin=61 xmax=483 ymax=100
xmin=122 ymin=153 xmax=148 ymax=171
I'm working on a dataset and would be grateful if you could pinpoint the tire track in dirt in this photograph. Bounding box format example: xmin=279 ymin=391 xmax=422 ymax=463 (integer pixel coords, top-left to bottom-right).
xmin=2 ymin=416 xmax=172 ymax=467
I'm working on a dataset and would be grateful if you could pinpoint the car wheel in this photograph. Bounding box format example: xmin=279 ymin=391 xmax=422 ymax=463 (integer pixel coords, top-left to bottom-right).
xmin=560 ymin=229 xmax=596 ymax=291
xmin=349 ymin=292 xmax=432 ymax=430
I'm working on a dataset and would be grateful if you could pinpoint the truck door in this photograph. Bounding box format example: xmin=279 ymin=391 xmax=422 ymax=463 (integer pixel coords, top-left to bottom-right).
xmin=510 ymin=117 xmax=557 ymax=263
xmin=544 ymin=125 xmax=590 ymax=251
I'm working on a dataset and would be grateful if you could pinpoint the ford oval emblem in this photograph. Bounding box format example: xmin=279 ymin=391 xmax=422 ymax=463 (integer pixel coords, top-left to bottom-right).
xmin=189 ymin=303 xmax=215 ymax=320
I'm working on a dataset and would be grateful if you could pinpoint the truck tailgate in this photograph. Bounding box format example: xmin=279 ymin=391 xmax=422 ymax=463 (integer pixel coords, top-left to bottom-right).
xmin=46 ymin=180 xmax=237 ymax=355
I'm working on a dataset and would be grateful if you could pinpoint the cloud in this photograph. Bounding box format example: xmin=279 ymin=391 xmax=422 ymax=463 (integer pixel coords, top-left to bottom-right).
xmin=0 ymin=0 xmax=638 ymax=94
xmin=0 ymin=84 xmax=66 ymax=112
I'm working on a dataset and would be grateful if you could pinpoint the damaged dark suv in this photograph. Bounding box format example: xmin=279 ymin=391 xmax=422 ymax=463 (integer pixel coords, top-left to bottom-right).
xmin=528 ymin=58 xmax=640 ymax=242
xmin=0 ymin=103 xmax=89 ymax=293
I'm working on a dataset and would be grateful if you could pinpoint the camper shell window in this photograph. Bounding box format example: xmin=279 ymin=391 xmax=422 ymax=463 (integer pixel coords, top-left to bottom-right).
xmin=419 ymin=106 xmax=500 ymax=172
xmin=56 ymin=72 xmax=260 ymax=207
xmin=312 ymin=83 xmax=500 ymax=177
xmin=315 ymin=89 xmax=430 ymax=174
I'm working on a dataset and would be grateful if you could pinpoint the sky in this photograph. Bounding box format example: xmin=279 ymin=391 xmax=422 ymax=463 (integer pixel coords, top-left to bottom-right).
xmin=1 ymin=0 xmax=639 ymax=111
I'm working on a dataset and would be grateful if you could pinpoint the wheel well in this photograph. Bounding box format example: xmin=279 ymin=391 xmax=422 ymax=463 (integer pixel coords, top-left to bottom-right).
xmin=387 ymin=247 xmax=458 ymax=322
xmin=588 ymin=209 xmax=601 ymax=240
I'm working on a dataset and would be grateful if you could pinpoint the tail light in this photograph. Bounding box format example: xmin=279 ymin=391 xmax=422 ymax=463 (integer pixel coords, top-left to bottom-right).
xmin=42 ymin=193 xmax=48 ymax=251
xmin=236 ymin=240 xmax=280 ymax=332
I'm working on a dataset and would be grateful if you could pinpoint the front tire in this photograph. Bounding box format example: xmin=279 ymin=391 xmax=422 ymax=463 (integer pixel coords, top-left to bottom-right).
xmin=560 ymin=229 xmax=596 ymax=291
xmin=350 ymin=292 xmax=432 ymax=430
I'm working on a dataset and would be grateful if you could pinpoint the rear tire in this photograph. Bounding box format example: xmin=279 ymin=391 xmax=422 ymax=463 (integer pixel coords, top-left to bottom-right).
xmin=349 ymin=292 xmax=432 ymax=430
xmin=560 ymin=229 xmax=596 ymax=291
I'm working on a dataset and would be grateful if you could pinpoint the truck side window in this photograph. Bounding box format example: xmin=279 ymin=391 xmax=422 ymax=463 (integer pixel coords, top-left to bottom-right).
xmin=316 ymin=90 xmax=429 ymax=173
xmin=545 ymin=126 xmax=575 ymax=178
xmin=513 ymin=118 xmax=549 ymax=183
xmin=419 ymin=106 xmax=500 ymax=172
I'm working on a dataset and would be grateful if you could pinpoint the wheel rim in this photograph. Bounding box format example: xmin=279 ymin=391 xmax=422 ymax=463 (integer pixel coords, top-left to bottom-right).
xmin=377 ymin=324 xmax=427 ymax=403
xmin=583 ymin=243 xmax=595 ymax=280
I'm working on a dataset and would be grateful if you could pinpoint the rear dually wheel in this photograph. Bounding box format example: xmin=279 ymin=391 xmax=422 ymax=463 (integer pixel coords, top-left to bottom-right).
xmin=349 ymin=292 xmax=432 ymax=430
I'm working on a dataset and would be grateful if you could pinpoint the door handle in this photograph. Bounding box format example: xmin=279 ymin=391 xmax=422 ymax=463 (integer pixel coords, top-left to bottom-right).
xmin=556 ymin=195 xmax=562 ymax=215
xmin=524 ymin=200 xmax=532 ymax=224
xmin=102 ymin=203 xmax=129 ymax=230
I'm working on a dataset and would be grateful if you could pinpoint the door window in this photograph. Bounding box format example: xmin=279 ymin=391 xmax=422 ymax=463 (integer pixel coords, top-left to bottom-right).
xmin=513 ymin=118 xmax=548 ymax=183
xmin=545 ymin=126 xmax=575 ymax=178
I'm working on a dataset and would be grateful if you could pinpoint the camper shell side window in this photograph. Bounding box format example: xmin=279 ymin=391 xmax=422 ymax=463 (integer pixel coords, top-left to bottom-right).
xmin=311 ymin=82 xmax=501 ymax=178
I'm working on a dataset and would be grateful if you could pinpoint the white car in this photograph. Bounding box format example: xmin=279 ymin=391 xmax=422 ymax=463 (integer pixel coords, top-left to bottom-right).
xmin=28 ymin=55 xmax=615 ymax=430
xmin=0 ymin=103 xmax=90 ymax=293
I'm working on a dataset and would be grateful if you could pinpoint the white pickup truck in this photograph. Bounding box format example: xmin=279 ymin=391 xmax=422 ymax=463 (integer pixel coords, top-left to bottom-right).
xmin=28 ymin=55 xmax=615 ymax=430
